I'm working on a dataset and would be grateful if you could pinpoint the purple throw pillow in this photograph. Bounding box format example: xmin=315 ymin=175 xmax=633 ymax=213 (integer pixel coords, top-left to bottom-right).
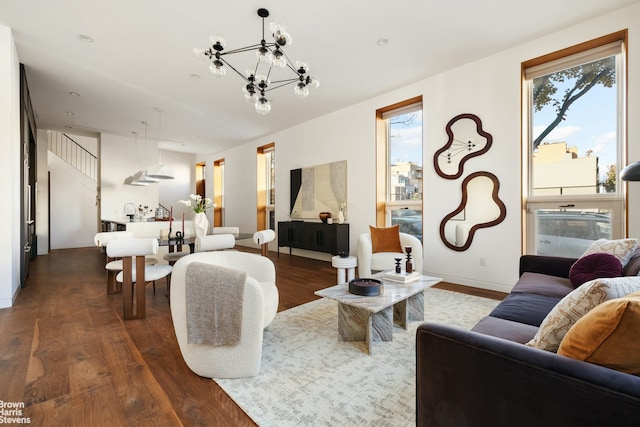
xmin=569 ymin=252 xmax=623 ymax=288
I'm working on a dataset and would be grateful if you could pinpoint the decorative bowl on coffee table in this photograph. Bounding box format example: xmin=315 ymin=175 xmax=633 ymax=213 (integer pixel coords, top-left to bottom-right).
xmin=348 ymin=278 xmax=383 ymax=296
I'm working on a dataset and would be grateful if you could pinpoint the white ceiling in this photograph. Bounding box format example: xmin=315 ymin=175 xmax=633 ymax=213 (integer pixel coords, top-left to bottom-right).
xmin=1 ymin=0 xmax=638 ymax=155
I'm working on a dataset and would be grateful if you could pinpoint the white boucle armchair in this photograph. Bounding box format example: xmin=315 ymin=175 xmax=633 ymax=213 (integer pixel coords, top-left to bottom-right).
xmin=170 ymin=251 xmax=279 ymax=378
xmin=357 ymin=232 xmax=423 ymax=278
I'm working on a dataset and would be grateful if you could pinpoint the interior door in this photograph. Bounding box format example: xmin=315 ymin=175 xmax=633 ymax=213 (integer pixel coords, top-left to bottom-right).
xmin=20 ymin=65 xmax=37 ymax=287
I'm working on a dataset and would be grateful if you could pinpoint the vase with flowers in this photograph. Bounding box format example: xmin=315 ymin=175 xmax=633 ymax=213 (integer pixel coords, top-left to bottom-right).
xmin=179 ymin=194 xmax=216 ymax=238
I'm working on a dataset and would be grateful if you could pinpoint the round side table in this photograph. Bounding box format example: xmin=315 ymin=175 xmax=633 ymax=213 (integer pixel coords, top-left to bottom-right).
xmin=331 ymin=255 xmax=357 ymax=284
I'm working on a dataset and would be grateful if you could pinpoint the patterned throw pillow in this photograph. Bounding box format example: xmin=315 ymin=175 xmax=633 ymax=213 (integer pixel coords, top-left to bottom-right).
xmin=558 ymin=293 xmax=640 ymax=375
xmin=525 ymin=276 xmax=640 ymax=352
xmin=581 ymin=238 xmax=638 ymax=268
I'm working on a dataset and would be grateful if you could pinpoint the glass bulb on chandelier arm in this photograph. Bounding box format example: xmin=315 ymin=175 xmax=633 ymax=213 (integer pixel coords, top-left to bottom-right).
xmin=209 ymin=57 xmax=227 ymax=77
xmin=255 ymin=73 xmax=270 ymax=92
xmin=243 ymin=84 xmax=258 ymax=104
xmin=256 ymin=40 xmax=274 ymax=64
xmin=270 ymin=21 xmax=292 ymax=46
xmin=255 ymin=95 xmax=271 ymax=115
xmin=294 ymin=81 xmax=309 ymax=98
xmin=209 ymin=35 xmax=226 ymax=50
xmin=306 ymin=75 xmax=320 ymax=89
xmin=295 ymin=60 xmax=309 ymax=75
xmin=193 ymin=48 xmax=208 ymax=60
xmin=272 ymin=48 xmax=287 ymax=68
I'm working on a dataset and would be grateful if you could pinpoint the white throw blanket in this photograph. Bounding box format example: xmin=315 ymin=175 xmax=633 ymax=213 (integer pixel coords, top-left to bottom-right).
xmin=185 ymin=262 xmax=246 ymax=346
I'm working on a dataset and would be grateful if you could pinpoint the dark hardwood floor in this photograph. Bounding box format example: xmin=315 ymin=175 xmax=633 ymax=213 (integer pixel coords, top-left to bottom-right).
xmin=0 ymin=246 xmax=505 ymax=426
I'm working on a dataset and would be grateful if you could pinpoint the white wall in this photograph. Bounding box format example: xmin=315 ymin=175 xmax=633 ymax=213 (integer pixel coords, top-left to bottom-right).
xmin=157 ymin=150 xmax=196 ymax=220
xmin=48 ymin=154 xmax=97 ymax=249
xmin=100 ymin=132 xmax=196 ymax=222
xmin=101 ymin=132 xmax=160 ymax=219
xmin=38 ymin=131 xmax=101 ymax=250
xmin=36 ymin=129 xmax=49 ymax=255
xmin=198 ymin=4 xmax=640 ymax=293
xmin=0 ymin=25 xmax=21 ymax=307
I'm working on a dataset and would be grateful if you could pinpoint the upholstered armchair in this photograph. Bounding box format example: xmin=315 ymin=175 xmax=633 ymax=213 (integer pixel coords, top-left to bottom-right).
xmin=357 ymin=231 xmax=423 ymax=278
xmin=170 ymin=251 xmax=279 ymax=378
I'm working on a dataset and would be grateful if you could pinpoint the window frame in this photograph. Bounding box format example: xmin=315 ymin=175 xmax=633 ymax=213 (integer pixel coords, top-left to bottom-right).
xmin=521 ymin=31 xmax=628 ymax=254
xmin=213 ymin=158 xmax=224 ymax=227
xmin=257 ymin=142 xmax=276 ymax=231
xmin=375 ymin=96 xmax=423 ymax=235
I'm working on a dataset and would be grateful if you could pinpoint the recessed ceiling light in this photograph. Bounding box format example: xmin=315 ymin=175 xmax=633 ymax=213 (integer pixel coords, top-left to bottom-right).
xmin=377 ymin=38 xmax=389 ymax=46
xmin=79 ymin=34 xmax=94 ymax=43
xmin=190 ymin=74 xmax=201 ymax=79
xmin=69 ymin=91 xmax=80 ymax=97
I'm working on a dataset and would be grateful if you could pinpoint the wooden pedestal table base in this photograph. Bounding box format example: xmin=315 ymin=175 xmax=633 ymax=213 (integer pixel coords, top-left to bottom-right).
xmin=315 ymin=274 xmax=441 ymax=354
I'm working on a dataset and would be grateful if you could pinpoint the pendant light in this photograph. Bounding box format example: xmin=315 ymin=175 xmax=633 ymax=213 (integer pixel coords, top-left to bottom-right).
xmin=146 ymin=108 xmax=175 ymax=179
xmin=123 ymin=131 xmax=150 ymax=186
xmin=134 ymin=122 xmax=160 ymax=183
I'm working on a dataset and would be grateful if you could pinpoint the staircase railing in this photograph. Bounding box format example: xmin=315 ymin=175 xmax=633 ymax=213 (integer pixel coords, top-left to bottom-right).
xmin=157 ymin=204 xmax=171 ymax=219
xmin=48 ymin=132 xmax=97 ymax=181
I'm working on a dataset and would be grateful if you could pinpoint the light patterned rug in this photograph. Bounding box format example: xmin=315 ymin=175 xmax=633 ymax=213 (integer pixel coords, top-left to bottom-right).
xmin=215 ymin=287 xmax=500 ymax=427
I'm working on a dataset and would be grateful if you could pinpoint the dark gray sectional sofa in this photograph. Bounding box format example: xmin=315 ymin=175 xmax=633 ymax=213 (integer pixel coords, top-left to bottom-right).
xmin=416 ymin=255 xmax=640 ymax=427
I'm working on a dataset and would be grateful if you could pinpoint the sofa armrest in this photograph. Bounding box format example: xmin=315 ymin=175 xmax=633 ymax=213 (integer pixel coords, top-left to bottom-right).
xmin=518 ymin=254 xmax=577 ymax=278
xmin=416 ymin=322 xmax=640 ymax=427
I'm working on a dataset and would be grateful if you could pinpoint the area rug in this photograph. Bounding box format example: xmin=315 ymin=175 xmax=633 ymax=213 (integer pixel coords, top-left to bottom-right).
xmin=215 ymin=287 xmax=500 ymax=427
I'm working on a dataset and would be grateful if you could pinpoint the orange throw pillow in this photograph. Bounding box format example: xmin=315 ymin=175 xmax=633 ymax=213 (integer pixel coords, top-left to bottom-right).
xmin=369 ymin=225 xmax=403 ymax=253
xmin=558 ymin=293 xmax=640 ymax=375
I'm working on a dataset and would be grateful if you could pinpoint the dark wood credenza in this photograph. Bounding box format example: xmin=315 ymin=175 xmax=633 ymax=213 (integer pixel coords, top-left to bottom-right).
xmin=277 ymin=221 xmax=349 ymax=255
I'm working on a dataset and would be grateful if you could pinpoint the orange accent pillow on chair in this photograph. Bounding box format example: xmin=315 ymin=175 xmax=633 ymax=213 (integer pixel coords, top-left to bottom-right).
xmin=369 ymin=225 xmax=403 ymax=253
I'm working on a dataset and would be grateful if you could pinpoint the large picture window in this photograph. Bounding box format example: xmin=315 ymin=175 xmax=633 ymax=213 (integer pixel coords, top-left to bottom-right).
xmin=523 ymin=32 xmax=627 ymax=257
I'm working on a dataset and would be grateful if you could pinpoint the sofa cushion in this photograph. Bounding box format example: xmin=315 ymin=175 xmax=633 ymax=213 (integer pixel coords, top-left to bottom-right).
xmin=471 ymin=316 xmax=539 ymax=344
xmin=488 ymin=293 xmax=561 ymax=327
xmin=568 ymin=252 xmax=622 ymax=287
xmin=511 ymin=272 xmax=574 ymax=299
xmin=581 ymin=238 xmax=638 ymax=267
xmin=526 ymin=276 xmax=640 ymax=352
xmin=623 ymin=246 xmax=640 ymax=276
xmin=369 ymin=225 xmax=403 ymax=253
xmin=558 ymin=293 xmax=640 ymax=375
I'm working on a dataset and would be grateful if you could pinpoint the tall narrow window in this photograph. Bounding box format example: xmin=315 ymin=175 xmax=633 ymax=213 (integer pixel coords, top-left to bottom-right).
xmin=523 ymin=31 xmax=626 ymax=257
xmin=213 ymin=158 xmax=224 ymax=227
xmin=257 ymin=143 xmax=275 ymax=231
xmin=376 ymin=96 xmax=423 ymax=240
xmin=195 ymin=162 xmax=206 ymax=199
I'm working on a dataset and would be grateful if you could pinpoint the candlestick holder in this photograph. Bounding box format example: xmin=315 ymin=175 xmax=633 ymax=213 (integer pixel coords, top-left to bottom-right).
xmin=405 ymin=246 xmax=413 ymax=274
xmin=394 ymin=257 xmax=402 ymax=274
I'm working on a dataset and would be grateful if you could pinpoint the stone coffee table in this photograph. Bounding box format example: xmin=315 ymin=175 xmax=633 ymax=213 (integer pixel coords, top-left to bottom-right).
xmin=315 ymin=274 xmax=443 ymax=354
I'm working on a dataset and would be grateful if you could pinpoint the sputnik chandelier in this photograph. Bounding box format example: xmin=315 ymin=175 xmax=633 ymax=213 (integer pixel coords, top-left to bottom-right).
xmin=193 ymin=8 xmax=319 ymax=115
